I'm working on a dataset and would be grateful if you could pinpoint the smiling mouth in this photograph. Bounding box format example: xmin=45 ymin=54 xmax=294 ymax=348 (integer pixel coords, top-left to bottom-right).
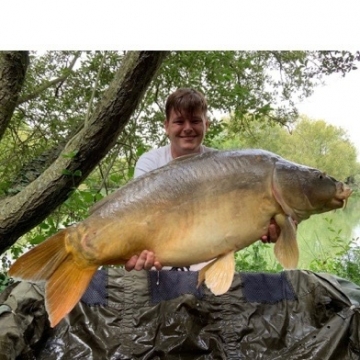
xmin=180 ymin=136 xmax=197 ymax=139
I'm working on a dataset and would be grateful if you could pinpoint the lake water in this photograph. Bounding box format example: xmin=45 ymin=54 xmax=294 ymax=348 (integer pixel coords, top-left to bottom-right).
xmin=353 ymin=223 xmax=360 ymax=241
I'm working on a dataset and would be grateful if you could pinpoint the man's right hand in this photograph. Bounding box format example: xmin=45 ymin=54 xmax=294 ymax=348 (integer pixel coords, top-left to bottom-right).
xmin=125 ymin=250 xmax=162 ymax=271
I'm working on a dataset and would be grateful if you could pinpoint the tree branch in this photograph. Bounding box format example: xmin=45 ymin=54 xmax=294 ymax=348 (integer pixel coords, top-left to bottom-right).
xmin=84 ymin=51 xmax=106 ymax=126
xmin=16 ymin=51 xmax=81 ymax=105
xmin=0 ymin=51 xmax=168 ymax=253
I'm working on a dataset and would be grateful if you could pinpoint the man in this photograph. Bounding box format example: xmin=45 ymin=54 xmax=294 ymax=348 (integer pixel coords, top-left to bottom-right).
xmin=134 ymin=87 xmax=213 ymax=177
xmin=125 ymin=88 xmax=279 ymax=272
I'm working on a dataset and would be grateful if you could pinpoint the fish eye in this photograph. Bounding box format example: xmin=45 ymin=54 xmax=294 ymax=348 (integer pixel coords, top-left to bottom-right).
xmin=317 ymin=171 xmax=327 ymax=180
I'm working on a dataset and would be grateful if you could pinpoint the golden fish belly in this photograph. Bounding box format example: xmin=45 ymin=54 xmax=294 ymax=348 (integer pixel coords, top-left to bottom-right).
xmin=74 ymin=187 xmax=278 ymax=268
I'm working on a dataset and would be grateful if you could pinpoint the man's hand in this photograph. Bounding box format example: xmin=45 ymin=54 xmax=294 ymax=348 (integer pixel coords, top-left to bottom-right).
xmin=260 ymin=218 xmax=281 ymax=244
xmin=125 ymin=250 xmax=162 ymax=271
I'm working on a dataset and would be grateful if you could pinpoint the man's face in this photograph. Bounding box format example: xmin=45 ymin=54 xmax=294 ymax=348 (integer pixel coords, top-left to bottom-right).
xmin=164 ymin=108 xmax=209 ymax=158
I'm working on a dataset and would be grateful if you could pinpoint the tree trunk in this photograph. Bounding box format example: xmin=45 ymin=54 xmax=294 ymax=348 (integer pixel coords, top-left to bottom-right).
xmin=0 ymin=51 xmax=29 ymax=141
xmin=0 ymin=51 xmax=168 ymax=254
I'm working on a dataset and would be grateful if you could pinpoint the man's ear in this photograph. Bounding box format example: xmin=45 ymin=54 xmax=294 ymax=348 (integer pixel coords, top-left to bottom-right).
xmin=164 ymin=119 xmax=169 ymax=135
xmin=205 ymin=118 xmax=210 ymax=130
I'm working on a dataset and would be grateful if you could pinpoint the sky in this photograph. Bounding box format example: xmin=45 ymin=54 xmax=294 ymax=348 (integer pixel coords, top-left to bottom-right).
xmin=296 ymin=69 xmax=360 ymax=161
xmin=1 ymin=1 xmax=358 ymax=50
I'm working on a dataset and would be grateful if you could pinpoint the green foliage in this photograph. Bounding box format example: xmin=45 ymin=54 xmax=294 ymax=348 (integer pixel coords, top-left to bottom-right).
xmin=308 ymin=218 xmax=360 ymax=285
xmin=280 ymin=116 xmax=358 ymax=180
xmin=235 ymin=242 xmax=282 ymax=273
xmin=211 ymin=114 xmax=359 ymax=181
xmin=317 ymin=51 xmax=360 ymax=76
xmin=0 ymin=272 xmax=13 ymax=293
xmin=0 ymin=244 xmax=26 ymax=292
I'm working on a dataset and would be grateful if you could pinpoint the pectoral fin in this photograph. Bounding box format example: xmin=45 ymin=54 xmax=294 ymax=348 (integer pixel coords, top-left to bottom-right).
xmin=198 ymin=251 xmax=235 ymax=295
xmin=273 ymin=214 xmax=299 ymax=269
xmin=272 ymin=169 xmax=298 ymax=221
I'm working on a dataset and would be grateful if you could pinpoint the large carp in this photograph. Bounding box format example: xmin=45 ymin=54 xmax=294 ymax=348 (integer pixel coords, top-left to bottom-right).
xmin=9 ymin=149 xmax=352 ymax=327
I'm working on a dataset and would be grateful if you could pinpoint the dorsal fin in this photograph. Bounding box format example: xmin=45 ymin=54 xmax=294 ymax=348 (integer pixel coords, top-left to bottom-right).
xmin=90 ymin=154 xmax=199 ymax=214
xmin=170 ymin=153 xmax=199 ymax=163
xmin=89 ymin=189 xmax=121 ymax=214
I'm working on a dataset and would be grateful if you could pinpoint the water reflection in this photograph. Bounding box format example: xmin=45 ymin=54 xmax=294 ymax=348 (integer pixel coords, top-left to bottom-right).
xmin=353 ymin=224 xmax=360 ymax=242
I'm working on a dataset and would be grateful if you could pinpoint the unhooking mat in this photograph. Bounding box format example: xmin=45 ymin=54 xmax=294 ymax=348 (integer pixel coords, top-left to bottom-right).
xmin=0 ymin=269 xmax=360 ymax=359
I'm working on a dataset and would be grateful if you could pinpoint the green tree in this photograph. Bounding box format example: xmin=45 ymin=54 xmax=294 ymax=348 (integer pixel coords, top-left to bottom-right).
xmin=283 ymin=116 xmax=358 ymax=180
xmin=211 ymin=113 xmax=289 ymax=154
xmin=211 ymin=114 xmax=358 ymax=181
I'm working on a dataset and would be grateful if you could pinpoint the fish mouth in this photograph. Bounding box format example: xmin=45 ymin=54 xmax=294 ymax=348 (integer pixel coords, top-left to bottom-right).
xmin=332 ymin=186 xmax=353 ymax=209
xmin=330 ymin=198 xmax=346 ymax=209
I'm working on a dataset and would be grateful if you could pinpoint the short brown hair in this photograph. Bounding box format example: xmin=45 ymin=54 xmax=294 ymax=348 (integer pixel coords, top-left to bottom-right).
xmin=165 ymin=88 xmax=208 ymax=120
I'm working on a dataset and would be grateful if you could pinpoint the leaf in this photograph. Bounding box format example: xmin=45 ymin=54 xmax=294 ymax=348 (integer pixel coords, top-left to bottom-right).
xmin=62 ymin=150 xmax=79 ymax=159
xmin=62 ymin=169 xmax=72 ymax=176
xmin=30 ymin=234 xmax=47 ymax=245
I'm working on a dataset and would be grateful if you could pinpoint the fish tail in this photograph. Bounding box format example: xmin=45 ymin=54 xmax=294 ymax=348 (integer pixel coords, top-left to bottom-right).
xmin=45 ymin=256 xmax=97 ymax=327
xmin=9 ymin=229 xmax=97 ymax=327
xmin=9 ymin=230 xmax=69 ymax=281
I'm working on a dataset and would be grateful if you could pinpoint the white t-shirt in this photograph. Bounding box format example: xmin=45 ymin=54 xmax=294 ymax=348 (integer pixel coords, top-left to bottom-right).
xmin=134 ymin=144 xmax=216 ymax=271
xmin=134 ymin=144 xmax=214 ymax=178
